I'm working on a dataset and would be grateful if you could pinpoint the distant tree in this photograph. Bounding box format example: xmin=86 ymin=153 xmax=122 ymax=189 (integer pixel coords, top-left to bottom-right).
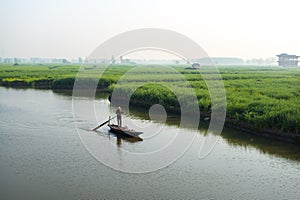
xmin=111 ymin=55 xmax=116 ymax=64
xmin=14 ymin=58 xmax=18 ymax=65
xmin=62 ymin=59 xmax=68 ymax=64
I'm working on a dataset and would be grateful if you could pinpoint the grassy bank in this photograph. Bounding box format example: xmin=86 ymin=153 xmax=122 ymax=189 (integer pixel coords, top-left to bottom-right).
xmin=1 ymin=63 xmax=299 ymax=141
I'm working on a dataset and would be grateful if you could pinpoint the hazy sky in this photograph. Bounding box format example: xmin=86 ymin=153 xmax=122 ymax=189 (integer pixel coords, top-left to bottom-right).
xmin=1 ymin=0 xmax=299 ymax=59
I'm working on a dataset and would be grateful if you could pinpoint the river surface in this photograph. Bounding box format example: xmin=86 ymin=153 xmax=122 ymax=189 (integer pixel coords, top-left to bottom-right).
xmin=0 ymin=87 xmax=300 ymax=199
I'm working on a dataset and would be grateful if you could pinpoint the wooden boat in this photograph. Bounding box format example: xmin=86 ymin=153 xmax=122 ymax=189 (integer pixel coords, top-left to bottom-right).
xmin=108 ymin=124 xmax=143 ymax=138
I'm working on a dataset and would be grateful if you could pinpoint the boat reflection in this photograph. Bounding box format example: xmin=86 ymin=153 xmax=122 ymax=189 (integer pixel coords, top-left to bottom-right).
xmin=95 ymin=129 xmax=143 ymax=147
xmin=115 ymin=134 xmax=143 ymax=147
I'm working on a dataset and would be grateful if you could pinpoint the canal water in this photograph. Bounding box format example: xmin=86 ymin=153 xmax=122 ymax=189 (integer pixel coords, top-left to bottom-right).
xmin=0 ymin=87 xmax=299 ymax=199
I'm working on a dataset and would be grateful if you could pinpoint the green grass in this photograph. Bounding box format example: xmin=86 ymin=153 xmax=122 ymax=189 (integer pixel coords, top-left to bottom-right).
xmin=1 ymin=63 xmax=299 ymax=135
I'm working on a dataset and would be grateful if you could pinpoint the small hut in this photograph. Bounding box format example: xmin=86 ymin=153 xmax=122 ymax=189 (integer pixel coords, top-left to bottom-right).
xmin=276 ymin=53 xmax=299 ymax=67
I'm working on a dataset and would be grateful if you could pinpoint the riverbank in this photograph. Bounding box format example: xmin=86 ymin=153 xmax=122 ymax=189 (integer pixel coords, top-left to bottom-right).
xmin=110 ymin=95 xmax=300 ymax=144
xmin=0 ymin=63 xmax=299 ymax=143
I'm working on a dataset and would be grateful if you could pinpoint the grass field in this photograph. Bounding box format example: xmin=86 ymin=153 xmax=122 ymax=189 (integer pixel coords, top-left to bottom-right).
xmin=1 ymin=63 xmax=299 ymax=137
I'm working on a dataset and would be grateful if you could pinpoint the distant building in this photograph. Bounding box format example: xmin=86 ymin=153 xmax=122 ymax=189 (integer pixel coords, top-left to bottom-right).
xmin=192 ymin=63 xmax=200 ymax=68
xmin=276 ymin=53 xmax=299 ymax=67
xmin=185 ymin=63 xmax=200 ymax=70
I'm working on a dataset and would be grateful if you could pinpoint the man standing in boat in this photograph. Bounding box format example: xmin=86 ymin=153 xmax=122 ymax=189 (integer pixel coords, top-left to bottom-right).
xmin=116 ymin=106 xmax=122 ymax=127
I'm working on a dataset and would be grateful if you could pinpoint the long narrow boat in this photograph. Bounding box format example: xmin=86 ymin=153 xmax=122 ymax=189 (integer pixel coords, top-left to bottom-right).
xmin=108 ymin=124 xmax=143 ymax=138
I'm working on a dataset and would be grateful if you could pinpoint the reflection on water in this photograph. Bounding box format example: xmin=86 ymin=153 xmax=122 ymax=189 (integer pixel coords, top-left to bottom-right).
xmin=222 ymin=128 xmax=300 ymax=161
xmin=54 ymin=89 xmax=110 ymax=99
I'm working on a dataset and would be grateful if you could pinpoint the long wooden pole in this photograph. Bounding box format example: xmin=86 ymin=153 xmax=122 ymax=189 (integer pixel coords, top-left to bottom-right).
xmin=92 ymin=116 xmax=116 ymax=131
